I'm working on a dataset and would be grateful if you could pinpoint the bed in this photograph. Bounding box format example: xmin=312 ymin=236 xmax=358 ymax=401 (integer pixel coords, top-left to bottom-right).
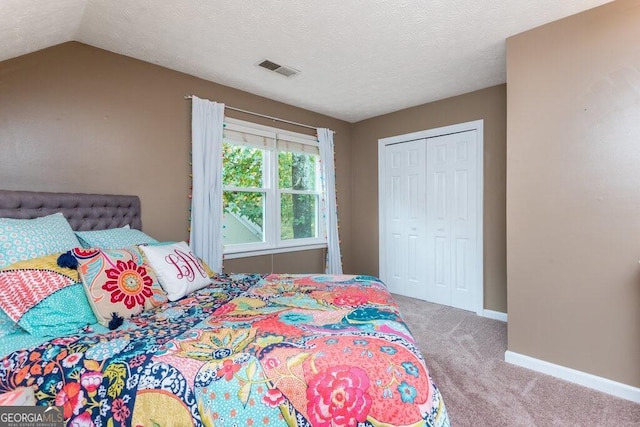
xmin=0 ymin=190 xmax=450 ymax=427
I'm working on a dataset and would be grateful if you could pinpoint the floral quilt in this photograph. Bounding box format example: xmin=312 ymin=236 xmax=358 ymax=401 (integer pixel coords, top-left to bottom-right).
xmin=0 ymin=274 xmax=449 ymax=427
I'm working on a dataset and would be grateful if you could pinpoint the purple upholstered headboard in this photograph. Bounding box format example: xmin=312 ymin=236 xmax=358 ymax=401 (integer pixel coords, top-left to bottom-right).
xmin=0 ymin=190 xmax=142 ymax=231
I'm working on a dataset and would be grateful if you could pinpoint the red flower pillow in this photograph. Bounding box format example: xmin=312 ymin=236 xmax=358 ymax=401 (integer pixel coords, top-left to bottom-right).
xmin=74 ymin=247 xmax=168 ymax=326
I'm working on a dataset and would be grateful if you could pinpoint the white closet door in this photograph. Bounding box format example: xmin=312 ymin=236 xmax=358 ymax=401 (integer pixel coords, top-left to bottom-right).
xmin=425 ymin=130 xmax=478 ymax=311
xmin=383 ymin=140 xmax=427 ymax=300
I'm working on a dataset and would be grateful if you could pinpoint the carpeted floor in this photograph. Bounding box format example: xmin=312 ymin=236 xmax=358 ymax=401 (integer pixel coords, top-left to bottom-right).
xmin=393 ymin=294 xmax=640 ymax=426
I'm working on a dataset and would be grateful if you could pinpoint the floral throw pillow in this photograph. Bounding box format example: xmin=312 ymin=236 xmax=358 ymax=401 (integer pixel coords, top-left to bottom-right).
xmin=139 ymin=241 xmax=211 ymax=301
xmin=73 ymin=247 xmax=168 ymax=326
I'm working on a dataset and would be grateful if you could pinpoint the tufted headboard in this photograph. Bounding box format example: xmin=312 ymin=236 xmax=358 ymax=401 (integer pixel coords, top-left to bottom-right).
xmin=0 ymin=190 xmax=142 ymax=231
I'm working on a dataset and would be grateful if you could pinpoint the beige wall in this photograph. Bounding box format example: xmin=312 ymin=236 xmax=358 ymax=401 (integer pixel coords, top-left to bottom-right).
xmin=0 ymin=42 xmax=510 ymax=313
xmin=507 ymin=0 xmax=640 ymax=387
xmin=223 ymin=248 xmax=326 ymax=274
xmin=351 ymin=85 xmax=507 ymax=312
xmin=0 ymin=42 xmax=352 ymax=274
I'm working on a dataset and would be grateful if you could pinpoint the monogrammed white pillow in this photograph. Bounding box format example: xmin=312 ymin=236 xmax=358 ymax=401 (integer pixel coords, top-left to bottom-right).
xmin=139 ymin=241 xmax=211 ymax=301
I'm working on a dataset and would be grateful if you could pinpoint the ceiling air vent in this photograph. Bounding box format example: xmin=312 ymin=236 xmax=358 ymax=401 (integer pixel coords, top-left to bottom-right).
xmin=258 ymin=59 xmax=300 ymax=78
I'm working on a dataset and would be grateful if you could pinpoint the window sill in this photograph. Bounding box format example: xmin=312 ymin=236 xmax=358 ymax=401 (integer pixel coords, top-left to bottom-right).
xmin=223 ymin=243 xmax=327 ymax=259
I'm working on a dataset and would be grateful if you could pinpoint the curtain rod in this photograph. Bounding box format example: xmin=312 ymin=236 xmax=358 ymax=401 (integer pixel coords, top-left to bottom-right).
xmin=184 ymin=95 xmax=334 ymax=134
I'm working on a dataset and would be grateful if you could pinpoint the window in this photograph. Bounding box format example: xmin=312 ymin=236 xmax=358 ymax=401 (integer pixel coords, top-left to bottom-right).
xmin=222 ymin=118 xmax=324 ymax=255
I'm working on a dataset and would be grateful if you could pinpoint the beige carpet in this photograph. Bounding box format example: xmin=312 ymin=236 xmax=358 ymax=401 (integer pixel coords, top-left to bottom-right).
xmin=393 ymin=294 xmax=640 ymax=426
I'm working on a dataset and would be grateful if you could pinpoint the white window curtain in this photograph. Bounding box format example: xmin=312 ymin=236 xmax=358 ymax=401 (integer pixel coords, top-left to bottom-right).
xmin=190 ymin=96 xmax=225 ymax=273
xmin=317 ymin=128 xmax=343 ymax=274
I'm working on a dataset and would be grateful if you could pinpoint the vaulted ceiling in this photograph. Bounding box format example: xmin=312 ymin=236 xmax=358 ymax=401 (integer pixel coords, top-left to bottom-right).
xmin=1 ymin=0 xmax=613 ymax=122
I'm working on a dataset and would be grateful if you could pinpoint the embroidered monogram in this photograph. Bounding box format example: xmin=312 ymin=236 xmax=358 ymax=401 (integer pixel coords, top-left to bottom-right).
xmin=164 ymin=249 xmax=207 ymax=282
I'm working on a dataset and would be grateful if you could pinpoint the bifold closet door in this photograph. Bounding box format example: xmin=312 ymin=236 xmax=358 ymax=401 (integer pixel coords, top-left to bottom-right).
xmin=425 ymin=130 xmax=478 ymax=311
xmin=383 ymin=139 xmax=428 ymax=300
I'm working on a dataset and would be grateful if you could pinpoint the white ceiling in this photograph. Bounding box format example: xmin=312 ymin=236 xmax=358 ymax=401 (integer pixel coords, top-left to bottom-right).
xmin=1 ymin=0 xmax=614 ymax=122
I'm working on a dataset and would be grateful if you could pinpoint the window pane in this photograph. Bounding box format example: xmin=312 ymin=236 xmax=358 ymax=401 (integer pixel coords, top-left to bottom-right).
xmin=280 ymin=194 xmax=317 ymax=240
xmin=223 ymin=143 xmax=264 ymax=188
xmin=223 ymin=191 xmax=264 ymax=245
xmin=278 ymin=151 xmax=317 ymax=190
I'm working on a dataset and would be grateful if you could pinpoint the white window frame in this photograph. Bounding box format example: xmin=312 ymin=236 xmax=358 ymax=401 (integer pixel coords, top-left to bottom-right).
xmin=222 ymin=117 xmax=326 ymax=258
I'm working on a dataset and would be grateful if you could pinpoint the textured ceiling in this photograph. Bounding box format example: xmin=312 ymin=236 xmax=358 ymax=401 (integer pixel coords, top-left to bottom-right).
xmin=1 ymin=0 xmax=614 ymax=122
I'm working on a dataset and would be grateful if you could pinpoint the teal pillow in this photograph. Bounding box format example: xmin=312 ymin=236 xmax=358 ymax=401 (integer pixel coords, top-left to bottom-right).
xmin=0 ymin=330 xmax=50 ymax=359
xmin=0 ymin=253 xmax=96 ymax=337
xmin=75 ymin=227 xmax=158 ymax=249
xmin=0 ymin=310 xmax=23 ymax=338
xmin=0 ymin=213 xmax=80 ymax=269
xmin=18 ymin=283 xmax=96 ymax=337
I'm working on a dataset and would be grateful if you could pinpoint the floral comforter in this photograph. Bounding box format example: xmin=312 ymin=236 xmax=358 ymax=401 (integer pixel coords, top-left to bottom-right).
xmin=0 ymin=274 xmax=449 ymax=427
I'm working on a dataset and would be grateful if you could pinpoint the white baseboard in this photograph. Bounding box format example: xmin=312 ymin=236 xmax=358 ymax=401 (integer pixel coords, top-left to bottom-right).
xmin=482 ymin=309 xmax=507 ymax=322
xmin=505 ymin=350 xmax=640 ymax=403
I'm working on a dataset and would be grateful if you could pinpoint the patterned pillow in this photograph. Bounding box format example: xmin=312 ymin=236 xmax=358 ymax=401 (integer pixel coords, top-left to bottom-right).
xmin=0 ymin=213 xmax=80 ymax=269
xmin=139 ymin=241 xmax=211 ymax=301
xmin=73 ymin=247 xmax=168 ymax=326
xmin=75 ymin=227 xmax=158 ymax=250
xmin=0 ymin=253 xmax=96 ymax=337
